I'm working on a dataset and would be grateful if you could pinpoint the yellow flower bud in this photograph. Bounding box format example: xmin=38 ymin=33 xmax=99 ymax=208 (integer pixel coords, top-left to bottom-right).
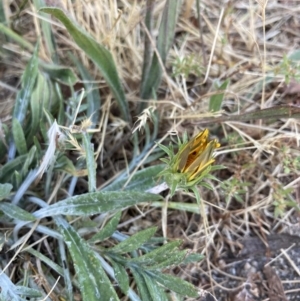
xmin=158 ymin=129 xmax=220 ymax=195
xmin=175 ymin=129 xmax=220 ymax=181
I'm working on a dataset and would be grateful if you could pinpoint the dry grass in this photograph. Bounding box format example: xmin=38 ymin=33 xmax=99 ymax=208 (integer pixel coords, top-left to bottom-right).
xmin=1 ymin=0 xmax=300 ymax=300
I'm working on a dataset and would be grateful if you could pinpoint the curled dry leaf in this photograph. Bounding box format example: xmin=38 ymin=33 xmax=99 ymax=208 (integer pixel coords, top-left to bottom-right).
xmin=263 ymin=265 xmax=288 ymax=301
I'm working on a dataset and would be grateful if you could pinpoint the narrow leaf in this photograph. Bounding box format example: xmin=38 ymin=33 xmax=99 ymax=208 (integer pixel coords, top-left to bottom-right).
xmin=40 ymin=7 xmax=130 ymax=122
xmin=0 ymin=23 xmax=34 ymax=51
xmin=56 ymin=156 xmax=84 ymax=177
xmin=82 ymin=132 xmax=96 ymax=192
xmin=21 ymin=146 xmax=37 ymax=179
xmin=191 ymin=105 xmax=300 ymax=125
xmin=32 ymin=0 xmax=56 ymax=59
xmin=111 ymin=227 xmax=157 ymax=254
xmin=14 ymin=286 xmax=42 ymax=297
xmin=69 ymin=53 xmax=101 ymax=125
xmin=0 ymin=183 xmax=12 ymax=200
xmin=209 ymin=79 xmax=229 ymax=112
xmin=148 ymin=249 xmax=187 ymax=270
xmin=140 ymin=1 xmax=180 ymax=99
xmin=110 ymin=259 xmax=129 ymax=294
xmin=89 ymin=211 xmax=122 ymax=243
xmin=12 ymin=118 xmax=27 ymax=155
xmin=34 ymin=191 xmax=162 ymax=218
xmin=28 ymin=74 xmax=48 ymax=143
xmin=143 ymin=272 xmax=168 ymax=301
xmin=140 ymin=0 xmax=154 ymax=96
xmin=0 ymin=202 xmax=36 ymax=221
xmin=8 ymin=44 xmax=39 ymax=160
xmin=103 ymin=165 xmax=165 ymax=192
xmin=151 ymin=201 xmax=200 ymax=214
xmin=0 ymin=154 xmax=28 ymax=183
xmin=129 ymin=240 xmax=182 ymax=266
xmin=24 ymin=247 xmax=64 ymax=276
xmin=55 ymin=217 xmax=120 ymax=301
xmin=41 ymin=63 xmax=78 ymax=85
xmin=150 ymin=272 xmax=198 ymax=297
xmin=131 ymin=268 xmax=152 ymax=301
xmin=182 ymin=253 xmax=205 ymax=264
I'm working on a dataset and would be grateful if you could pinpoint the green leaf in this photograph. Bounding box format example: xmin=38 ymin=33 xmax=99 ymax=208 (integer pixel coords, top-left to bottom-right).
xmin=32 ymin=0 xmax=56 ymax=59
xmin=0 ymin=202 xmax=36 ymax=221
xmin=140 ymin=1 xmax=180 ymax=99
xmin=21 ymin=146 xmax=37 ymax=179
xmin=148 ymin=249 xmax=187 ymax=270
xmin=0 ymin=23 xmax=34 ymax=51
xmin=0 ymin=271 xmax=30 ymax=301
xmin=129 ymin=240 xmax=182 ymax=266
xmin=25 ymin=247 xmax=64 ymax=276
xmin=110 ymin=259 xmax=129 ymax=294
xmin=195 ymin=105 xmax=300 ymax=125
xmin=0 ymin=154 xmax=27 ymax=183
xmin=140 ymin=1 xmax=154 ymax=100
xmin=157 ymin=143 xmax=173 ymax=157
xmin=288 ymin=49 xmax=300 ymax=61
xmin=182 ymin=253 xmax=204 ymax=265
xmin=12 ymin=44 xmax=39 ymax=125
xmin=0 ymin=183 xmax=12 ymax=201
xmin=55 ymin=217 xmax=120 ymax=301
xmin=34 ymin=191 xmax=162 ymax=218
xmin=41 ymin=63 xmax=78 ymax=85
xmin=209 ymin=79 xmax=229 ymax=112
xmin=14 ymin=286 xmax=42 ymax=298
xmin=12 ymin=118 xmax=27 ymax=155
xmin=40 ymin=7 xmax=130 ymax=122
xmin=82 ymin=132 xmax=96 ymax=192
xmin=131 ymin=268 xmax=152 ymax=301
xmin=143 ymin=272 xmax=168 ymax=301
xmin=28 ymin=74 xmax=48 ymax=144
xmin=103 ymin=165 xmax=165 ymax=192
xmin=12 ymin=171 xmax=22 ymax=189
xmin=157 ymin=1 xmax=179 ymax=64
xmin=69 ymin=53 xmax=101 ymax=125
xmin=55 ymin=155 xmax=77 ymax=175
xmin=89 ymin=211 xmax=121 ymax=243
xmin=151 ymin=200 xmax=200 ymax=214
xmin=150 ymin=272 xmax=198 ymax=297
xmin=0 ymin=1 xmax=7 ymax=35
xmin=9 ymin=43 xmax=39 ymax=160
xmin=111 ymin=227 xmax=157 ymax=254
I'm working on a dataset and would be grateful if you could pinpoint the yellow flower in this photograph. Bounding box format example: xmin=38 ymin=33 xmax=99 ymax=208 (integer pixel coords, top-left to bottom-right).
xmin=158 ymin=129 xmax=220 ymax=196
xmin=175 ymin=129 xmax=220 ymax=181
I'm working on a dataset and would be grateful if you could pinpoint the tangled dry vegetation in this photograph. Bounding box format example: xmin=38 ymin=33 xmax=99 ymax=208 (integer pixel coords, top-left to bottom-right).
xmin=1 ymin=0 xmax=300 ymax=300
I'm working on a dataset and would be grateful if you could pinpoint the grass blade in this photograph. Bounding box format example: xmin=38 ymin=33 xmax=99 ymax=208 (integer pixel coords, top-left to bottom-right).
xmin=40 ymin=7 xmax=130 ymax=122
xmin=69 ymin=53 xmax=101 ymax=125
xmin=0 ymin=23 xmax=34 ymax=51
xmin=209 ymin=79 xmax=229 ymax=112
xmin=191 ymin=105 xmax=300 ymax=125
xmin=140 ymin=1 xmax=180 ymax=99
xmin=12 ymin=118 xmax=27 ymax=156
xmin=82 ymin=132 xmax=96 ymax=192
xmin=8 ymin=44 xmax=39 ymax=160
